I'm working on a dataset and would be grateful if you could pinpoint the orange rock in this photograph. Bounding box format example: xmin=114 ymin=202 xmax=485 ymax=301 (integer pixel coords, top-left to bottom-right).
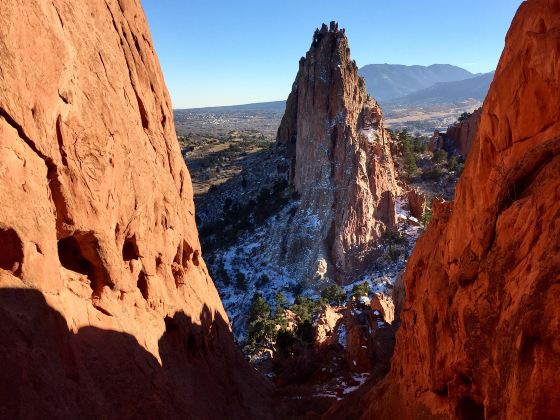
xmin=276 ymin=23 xmax=401 ymax=284
xmin=348 ymin=1 xmax=560 ymax=418
xmin=0 ymin=0 xmax=269 ymax=418
xmin=445 ymin=108 xmax=481 ymax=157
xmin=370 ymin=293 xmax=395 ymax=325
xmin=406 ymin=188 xmax=426 ymax=220
xmin=315 ymin=305 xmax=344 ymax=346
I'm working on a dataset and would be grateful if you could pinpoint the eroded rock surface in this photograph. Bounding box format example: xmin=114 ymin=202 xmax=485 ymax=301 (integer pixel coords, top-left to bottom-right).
xmin=329 ymin=1 xmax=560 ymax=418
xmin=0 ymin=1 xmax=268 ymax=418
xmin=445 ymin=108 xmax=481 ymax=157
xmin=276 ymin=22 xmax=400 ymax=284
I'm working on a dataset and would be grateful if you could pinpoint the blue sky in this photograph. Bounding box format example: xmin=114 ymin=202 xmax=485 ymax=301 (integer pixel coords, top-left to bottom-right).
xmin=141 ymin=0 xmax=524 ymax=109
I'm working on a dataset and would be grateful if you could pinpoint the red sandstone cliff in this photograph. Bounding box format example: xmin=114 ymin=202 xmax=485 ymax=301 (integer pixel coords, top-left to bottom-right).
xmin=0 ymin=1 xmax=268 ymax=418
xmin=276 ymin=22 xmax=400 ymax=285
xmin=328 ymin=1 xmax=560 ymax=418
xmin=445 ymin=108 xmax=481 ymax=157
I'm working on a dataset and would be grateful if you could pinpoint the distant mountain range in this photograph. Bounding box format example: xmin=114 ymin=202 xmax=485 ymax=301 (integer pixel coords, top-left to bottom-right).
xmin=383 ymin=71 xmax=495 ymax=108
xmin=358 ymin=64 xmax=477 ymax=101
xmin=178 ymin=101 xmax=286 ymax=113
xmin=177 ymin=64 xmax=494 ymax=114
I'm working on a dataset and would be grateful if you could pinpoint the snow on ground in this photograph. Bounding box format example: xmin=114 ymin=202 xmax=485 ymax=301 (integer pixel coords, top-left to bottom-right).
xmin=313 ymin=373 xmax=371 ymax=400
xmin=209 ymin=193 xmax=424 ymax=343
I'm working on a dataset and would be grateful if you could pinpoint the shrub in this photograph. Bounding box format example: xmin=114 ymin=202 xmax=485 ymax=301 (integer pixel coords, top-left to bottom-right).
xmin=358 ymin=76 xmax=366 ymax=89
xmin=351 ymin=281 xmax=371 ymax=299
xmin=404 ymin=152 xmax=417 ymax=177
xmin=433 ymin=149 xmax=448 ymax=163
xmin=422 ymin=167 xmax=444 ymax=181
xmin=291 ymin=296 xmax=321 ymax=323
xmin=275 ymin=291 xmax=288 ymax=312
xmin=290 ymin=282 xmax=304 ymax=296
xmin=246 ymin=293 xmax=276 ymax=353
xmin=423 ymin=207 xmax=433 ymax=226
xmin=412 ymin=135 xmax=428 ymax=153
xmin=447 ymin=156 xmax=464 ymax=174
xmin=275 ymin=329 xmax=296 ymax=357
xmin=321 ymin=284 xmax=346 ymax=306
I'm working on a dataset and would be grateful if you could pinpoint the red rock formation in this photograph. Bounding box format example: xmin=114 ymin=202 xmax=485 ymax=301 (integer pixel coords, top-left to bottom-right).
xmin=0 ymin=1 xmax=268 ymax=418
xmin=329 ymin=1 xmax=560 ymax=418
xmin=406 ymin=188 xmax=426 ymax=220
xmin=428 ymin=129 xmax=445 ymax=152
xmin=370 ymin=293 xmax=395 ymax=325
xmin=276 ymin=22 xmax=400 ymax=284
xmin=446 ymin=108 xmax=482 ymax=157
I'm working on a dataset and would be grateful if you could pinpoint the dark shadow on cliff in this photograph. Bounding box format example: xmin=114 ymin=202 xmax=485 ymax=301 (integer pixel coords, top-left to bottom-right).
xmin=0 ymin=288 xmax=271 ymax=420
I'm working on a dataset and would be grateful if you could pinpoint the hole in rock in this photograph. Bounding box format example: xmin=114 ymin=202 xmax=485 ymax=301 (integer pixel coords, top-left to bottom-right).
xmin=137 ymin=270 xmax=149 ymax=300
xmin=456 ymin=397 xmax=485 ymax=420
xmin=192 ymin=250 xmax=200 ymax=266
xmin=57 ymin=232 xmax=110 ymax=293
xmin=0 ymin=228 xmax=24 ymax=275
xmin=122 ymin=235 xmax=140 ymax=261
xmin=58 ymin=236 xmax=95 ymax=282
xmin=181 ymin=241 xmax=194 ymax=266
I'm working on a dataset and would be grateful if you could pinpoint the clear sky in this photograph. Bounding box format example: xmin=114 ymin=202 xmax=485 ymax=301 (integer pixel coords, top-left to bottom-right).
xmin=141 ymin=0 xmax=524 ymax=109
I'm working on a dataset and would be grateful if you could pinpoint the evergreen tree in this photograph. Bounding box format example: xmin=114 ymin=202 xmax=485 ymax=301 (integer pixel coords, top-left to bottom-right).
xmin=275 ymin=291 xmax=288 ymax=312
xmin=351 ymin=281 xmax=371 ymax=299
xmin=321 ymin=284 xmax=346 ymax=306
xmin=246 ymin=293 xmax=276 ymax=353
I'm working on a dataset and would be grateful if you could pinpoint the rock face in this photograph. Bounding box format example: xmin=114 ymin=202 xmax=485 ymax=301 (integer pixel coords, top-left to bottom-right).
xmin=406 ymin=188 xmax=426 ymax=220
xmin=370 ymin=293 xmax=395 ymax=325
xmin=446 ymin=108 xmax=481 ymax=157
xmin=0 ymin=1 xmax=268 ymax=418
xmin=310 ymin=300 xmax=395 ymax=375
xmin=340 ymin=1 xmax=560 ymax=418
xmin=276 ymin=22 xmax=400 ymax=284
xmin=429 ymin=109 xmax=481 ymax=158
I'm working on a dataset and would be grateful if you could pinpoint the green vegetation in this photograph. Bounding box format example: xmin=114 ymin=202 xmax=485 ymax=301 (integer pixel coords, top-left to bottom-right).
xmin=321 ymin=284 xmax=347 ymax=306
xmin=245 ymin=292 xmax=325 ymax=357
xmin=351 ymin=281 xmax=371 ymax=299
xmin=447 ymin=155 xmax=464 ymax=174
xmin=398 ymin=129 xmax=418 ymax=177
xmin=422 ymin=166 xmax=444 ymax=181
xmin=255 ymin=274 xmax=270 ymax=288
xmin=312 ymin=28 xmax=323 ymax=46
xmin=432 ymin=149 xmax=448 ymax=163
xmin=275 ymin=291 xmax=288 ymax=312
xmin=422 ymin=206 xmax=433 ymax=227
xmin=200 ymin=178 xmax=292 ymax=251
xmin=384 ymin=228 xmax=407 ymax=262
xmin=246 ymin=293 xmax=277 ymax=353
xmin=358 ymin=76 xmax=366 ymax=90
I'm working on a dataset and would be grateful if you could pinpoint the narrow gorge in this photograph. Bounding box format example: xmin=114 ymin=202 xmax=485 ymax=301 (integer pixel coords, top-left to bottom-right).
xmin=0 ymin=0 xmax=558 ymax=419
